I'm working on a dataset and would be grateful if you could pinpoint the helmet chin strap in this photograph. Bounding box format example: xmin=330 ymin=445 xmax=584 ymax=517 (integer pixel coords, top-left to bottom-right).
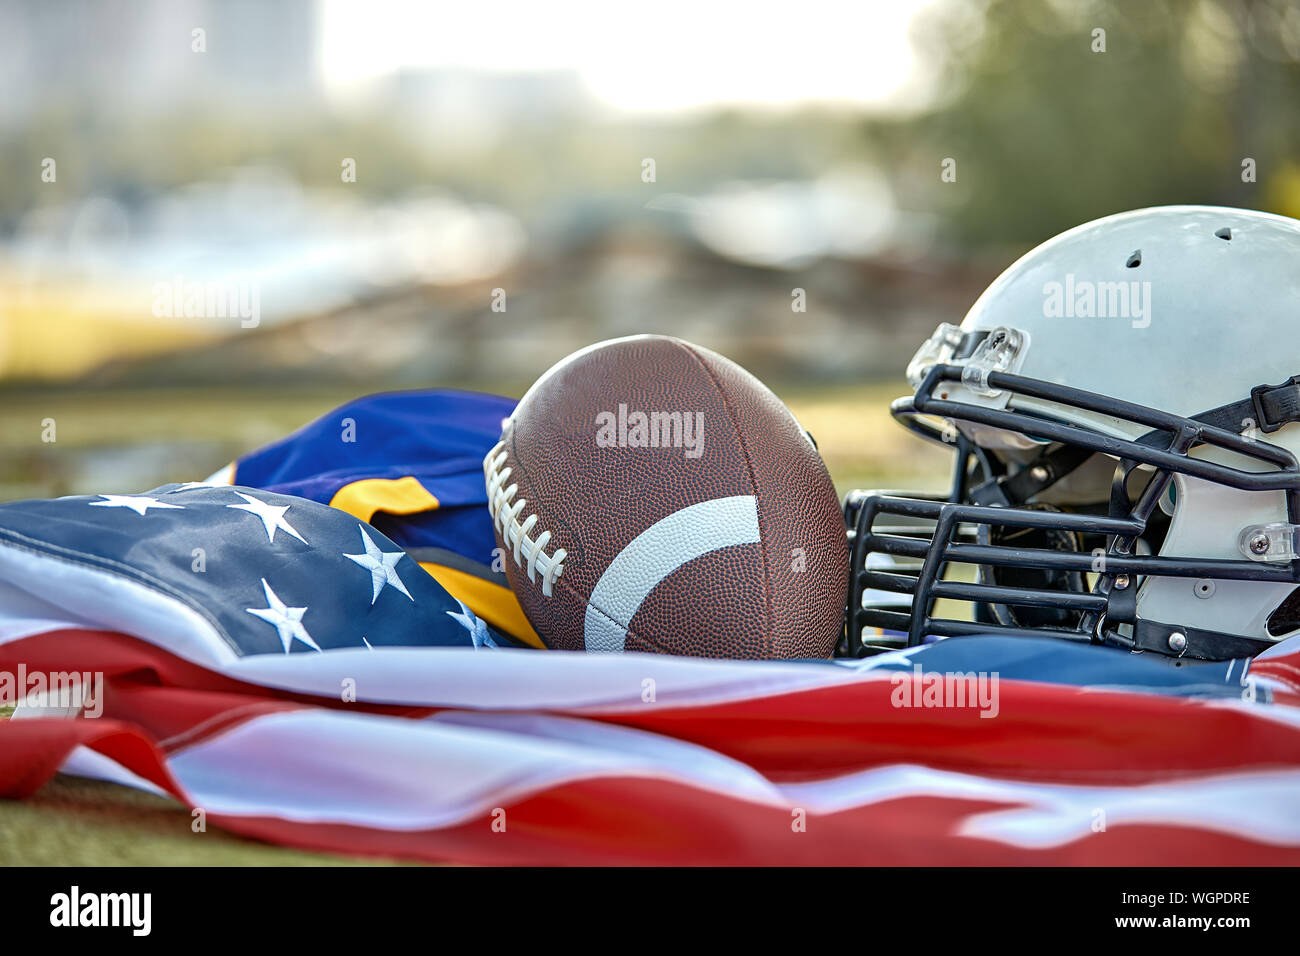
xmin=1134 ymin=375 xmax=1300 ymax=443
xmin=967 ymin=443 xmax=1094 ymax=507
xmin=968 ymin=377 xmax=1300 ymax=511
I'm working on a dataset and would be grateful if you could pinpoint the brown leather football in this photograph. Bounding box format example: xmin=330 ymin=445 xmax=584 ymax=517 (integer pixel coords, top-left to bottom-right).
xmin=484 ymin=334 xmax=847 ymax=658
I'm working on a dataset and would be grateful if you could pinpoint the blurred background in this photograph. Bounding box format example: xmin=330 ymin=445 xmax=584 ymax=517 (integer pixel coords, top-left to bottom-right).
xmin=1 ymin=0 xmax=1298 ymax=500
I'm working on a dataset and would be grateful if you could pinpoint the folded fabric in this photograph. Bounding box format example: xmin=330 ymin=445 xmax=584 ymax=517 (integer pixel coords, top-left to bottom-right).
xmin=214 ymin=388 xmax=539 ymax=646
xmin=4 ymin=627 xmax=1299 ymax=864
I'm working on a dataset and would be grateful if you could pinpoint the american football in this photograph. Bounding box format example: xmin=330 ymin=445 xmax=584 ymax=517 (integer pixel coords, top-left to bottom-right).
xmin=485 ymin=334 xmax=846 ymax=657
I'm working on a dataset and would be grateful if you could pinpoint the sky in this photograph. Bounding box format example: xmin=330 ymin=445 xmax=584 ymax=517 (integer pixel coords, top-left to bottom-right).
xmin=318 ymin=0 xmax=936 ymax=114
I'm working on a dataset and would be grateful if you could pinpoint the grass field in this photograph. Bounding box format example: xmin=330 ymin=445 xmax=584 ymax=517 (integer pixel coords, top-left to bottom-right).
xmin=0 ymin=381 xmax=949 ymax=865
xmin=0 ymin=775 xmax=410 ymax=866
xmin=0 ymin=381 xmax=950 ymax=498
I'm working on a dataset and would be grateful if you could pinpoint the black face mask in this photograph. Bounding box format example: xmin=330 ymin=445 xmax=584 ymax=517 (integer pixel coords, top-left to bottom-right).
xmin=842 ymin=329 xmax=1300 ymax=663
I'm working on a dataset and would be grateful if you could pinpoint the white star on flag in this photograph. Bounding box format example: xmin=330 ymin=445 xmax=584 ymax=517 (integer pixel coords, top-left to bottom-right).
xmin=227 ymin=492 xmax=307 ymax=544
xmin=343 ymin=526 xmax=413 ymax=604
xmin=447 ymin=598 xmax=497 ymax=649
xmin=89 ymin=494 xmax=184 ymax=516
xmin=246 ymin=578 xmax=320 ymax=653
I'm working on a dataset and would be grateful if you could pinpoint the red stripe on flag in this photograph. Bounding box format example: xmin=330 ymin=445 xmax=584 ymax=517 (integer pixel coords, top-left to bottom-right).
xmin=8 ymin=721 xmax=1293 ymax=865
xmin=202 ymin=781 xmax=1300 ymax=866
xmin=599 ymin=678 xmax=1300 ymax=784
xmin=0 ymin=629 xmax=434 ymax=745
xmin=5 ymin=628 xmax=1300 ymax=865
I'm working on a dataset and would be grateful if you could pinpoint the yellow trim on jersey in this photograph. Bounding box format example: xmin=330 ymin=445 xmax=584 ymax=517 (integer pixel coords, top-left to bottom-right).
xmin=419 ymin=562 xmax=544 ymax=649
xmin=329 ymin=477 xmax=440 ymax=523
xmin=314 ymin=476 xmax=541 ymax=647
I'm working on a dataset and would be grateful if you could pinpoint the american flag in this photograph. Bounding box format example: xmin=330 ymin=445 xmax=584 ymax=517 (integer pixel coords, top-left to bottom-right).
xmin=2 ymin=481 xmax=1300 ymax=863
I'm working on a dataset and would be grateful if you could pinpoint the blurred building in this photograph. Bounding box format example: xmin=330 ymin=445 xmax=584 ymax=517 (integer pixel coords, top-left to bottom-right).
xmin=388 ymin=67 xmax=595 ymax=151
xmin=0 ymin=0 xmax=321 ymax=126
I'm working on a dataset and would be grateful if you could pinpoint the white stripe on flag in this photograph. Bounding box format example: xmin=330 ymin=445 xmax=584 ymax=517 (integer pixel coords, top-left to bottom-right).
xmin=152 ymin=707 xmax=1300 ymax=848
xmin=221 ymin=644 xmax=864 ymax=709
xmin=0 ymin=541 xmax=238 ymax=666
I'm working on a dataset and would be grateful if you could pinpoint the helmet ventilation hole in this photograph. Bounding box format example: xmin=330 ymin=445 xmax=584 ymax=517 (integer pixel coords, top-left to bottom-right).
xmin=1125 ymin=250 xmax=1142 ymax=267
xmin=1215 ymin=226 xmax=1232 ymax=240
xmin=1266 ymin=586 xmax=1300 ymax=637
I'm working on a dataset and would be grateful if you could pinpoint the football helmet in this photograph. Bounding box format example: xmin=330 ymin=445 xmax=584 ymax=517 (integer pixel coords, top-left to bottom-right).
xmin=846 ymin=205 xmax=1300 ymax=661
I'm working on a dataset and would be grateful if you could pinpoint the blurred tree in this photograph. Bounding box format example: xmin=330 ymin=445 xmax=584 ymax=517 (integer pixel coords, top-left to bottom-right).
xmin=894 ymin=0 xmax=1300 ymax=245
